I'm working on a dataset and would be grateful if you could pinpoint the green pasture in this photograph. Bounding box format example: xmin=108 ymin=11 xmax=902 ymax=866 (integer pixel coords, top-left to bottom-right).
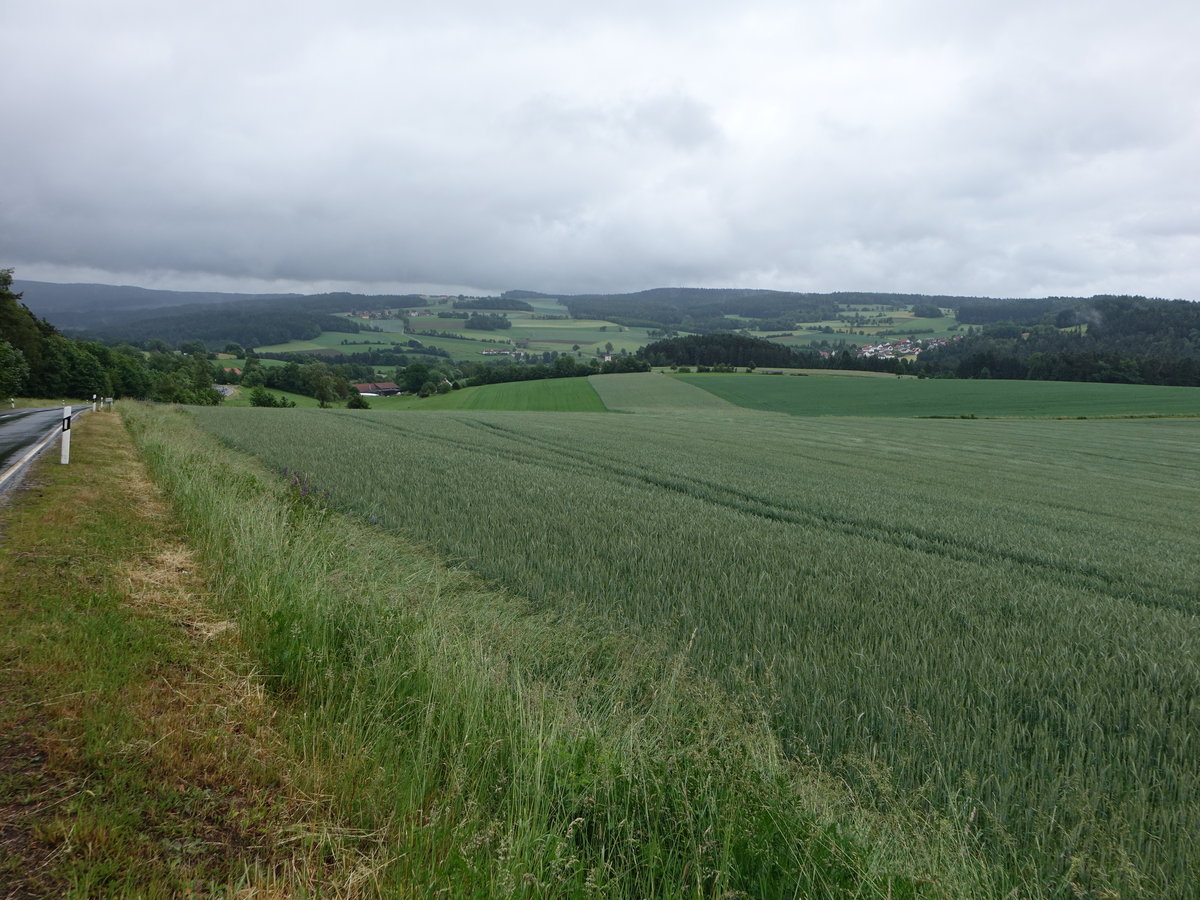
xmin=220 ymin=387 xmax=322 ymax=408
xmin=223 ymin=357 xmax=288 ymax=370
xmin=366 ymin=377 xmax=607 ymax=412
xmin=189 ymin=404 xmax=1200 ymax=897
xmin=255 ymin=327 xmax=515 ymax=363
xmin=402 ymin=334 xmax=519 ymax=361
xmin=750 ymin=307 xmax=963 ymax=343
xmin=589 ymin=372 xmax=739 ymax=412
xmin=677 ymin=372 xmax=1200 ymax=418
xmin=251 ymin=337 xmax=336 ymax=355
xmin=451 ymin=377 xmax=606 ymax=411
xmin=521 ymin=297 xmax=572 ymax=315
xmin=356 ymin=317 xmax=408 ymax=333
xmin=402 ymin=313 xmax=657 ymax=358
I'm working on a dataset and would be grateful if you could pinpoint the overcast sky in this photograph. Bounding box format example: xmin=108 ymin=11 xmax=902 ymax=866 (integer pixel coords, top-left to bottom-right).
xmin=3 ymin=0 xmax=1198 ymax=300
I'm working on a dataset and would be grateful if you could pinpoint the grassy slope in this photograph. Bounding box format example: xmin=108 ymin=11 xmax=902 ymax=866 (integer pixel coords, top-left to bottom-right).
xmin=259 ymin=303 xmax=655 ymax=362
xmin=123 ymin=401 xmax=1000 ymax=898
xmin=187 ymin=404 xmax=1200 ymax=898
xmin=449 ymin=377 xmax=608 ymax=411
xmin=219 ymin=386 xmax=323 ymax=407
xmin=676 ymin=372 xmax=1200 ymax=418
xmin=589 ymin=372 xmax=739 ymax=412
xmin=366 ymin=377 xmax=608 ymax=412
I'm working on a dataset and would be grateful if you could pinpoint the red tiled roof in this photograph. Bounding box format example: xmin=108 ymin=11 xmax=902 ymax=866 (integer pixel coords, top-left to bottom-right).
xmin=352 ymin=382 xmax=401 ymax=392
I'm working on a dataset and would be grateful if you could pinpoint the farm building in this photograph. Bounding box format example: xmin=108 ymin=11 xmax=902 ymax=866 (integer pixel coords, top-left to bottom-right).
xmin=352 ymin=381 xmax=402 ymax=396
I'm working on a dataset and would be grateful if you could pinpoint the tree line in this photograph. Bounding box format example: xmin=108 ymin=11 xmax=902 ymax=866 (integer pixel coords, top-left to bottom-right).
xmin=917 ymin=296 xmax=1200 ymax=385
xmin=1 ymin=270 xmax=221 ymax=404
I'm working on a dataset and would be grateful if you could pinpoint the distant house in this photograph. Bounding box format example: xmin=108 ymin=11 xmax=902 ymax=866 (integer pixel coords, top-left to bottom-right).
xmin=352 ymin=381 xmax=402 ymax=396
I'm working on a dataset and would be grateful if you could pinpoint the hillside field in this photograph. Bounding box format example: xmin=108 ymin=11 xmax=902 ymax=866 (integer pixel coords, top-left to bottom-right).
xmin=367 ymin=377 xmax=608 ymax=412
xmin=253 ymin=297 xmax=657 ymax=363
xmin=677 ymin=372 xmax=1200 ymax=418
xmin=189 ymin=385 xmax=1200 ymax=897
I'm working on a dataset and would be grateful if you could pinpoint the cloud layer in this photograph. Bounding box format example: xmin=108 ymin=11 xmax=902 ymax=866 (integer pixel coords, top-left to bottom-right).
xmin=4 ymin=0 xmax=1198 ymax=299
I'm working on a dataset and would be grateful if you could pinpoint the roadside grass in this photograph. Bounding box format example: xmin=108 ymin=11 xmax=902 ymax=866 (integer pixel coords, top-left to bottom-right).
xmin=0 ymin=411 xmax=366 ymax=896
xmin=676 ymin=372 xmax=1200 ymax=418
xmin=122 ymin=401 xmax=1003 ymax=898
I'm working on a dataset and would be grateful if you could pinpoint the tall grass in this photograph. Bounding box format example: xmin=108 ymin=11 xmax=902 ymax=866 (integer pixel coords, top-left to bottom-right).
xmin=187 ymin=405 xmax=1200 ymax=898
xmin=123 ymin=402 xmax=997 ymax=898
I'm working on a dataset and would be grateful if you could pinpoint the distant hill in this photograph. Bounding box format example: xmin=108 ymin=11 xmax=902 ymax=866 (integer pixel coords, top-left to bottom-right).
xmin=10 ymin=280 xmax=1199 ymax=386
xmin=503 ymin=287 xmax=983 ymax=331
xmin=12 ymin=281 xmax=432 ymax=349
xmin=12 ymin=280 xmax=298 ymax=330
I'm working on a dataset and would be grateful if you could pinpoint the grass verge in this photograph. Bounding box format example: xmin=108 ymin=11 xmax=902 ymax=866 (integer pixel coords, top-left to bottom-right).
xmin=117 ymin=401 xmax=1008 ymax=898
xmin=0 ymin=410 xmax=370 ymax=897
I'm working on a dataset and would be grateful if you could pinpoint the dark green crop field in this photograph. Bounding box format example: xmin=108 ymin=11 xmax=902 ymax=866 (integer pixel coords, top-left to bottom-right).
xmin=191 ymin=400 xmax=1200 ymax=898
xmin=676 ymin=372 xmax=1200 ymax=418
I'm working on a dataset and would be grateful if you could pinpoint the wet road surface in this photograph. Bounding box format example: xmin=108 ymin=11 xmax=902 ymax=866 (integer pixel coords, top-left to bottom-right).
xmin=0 ymin=407 xmax=80 ymax=473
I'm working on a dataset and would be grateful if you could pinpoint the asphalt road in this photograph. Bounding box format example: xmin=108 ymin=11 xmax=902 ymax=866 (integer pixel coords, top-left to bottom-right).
xmin=0 ymin=406 xmax=81 ymax=480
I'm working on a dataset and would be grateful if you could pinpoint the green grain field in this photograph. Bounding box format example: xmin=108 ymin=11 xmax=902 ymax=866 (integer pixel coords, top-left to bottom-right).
xmin=371 ymin=377 xmax=608 ymax=412
xmin=678 ymin=372 xmax=1200 ymax=418
xmin=190 ymin=399 xmax=1200 ymax=898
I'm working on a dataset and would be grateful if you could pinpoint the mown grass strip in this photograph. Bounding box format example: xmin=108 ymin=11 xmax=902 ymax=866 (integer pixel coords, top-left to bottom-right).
xmin=0 ymin=411 xmax=338 ymax=896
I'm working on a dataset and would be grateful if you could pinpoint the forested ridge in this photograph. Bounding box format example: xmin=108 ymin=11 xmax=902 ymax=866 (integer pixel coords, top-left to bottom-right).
xmin=15 ymin=281 xmax=431 ymax=350
xmin=12 ymin=277 xmax=1200 ymax=389
xmin=0 ymin=270 xmax=221 ymax=403
xmin=505 ymin=287 xmax=978 ymax=332
xmin=920 ymin=296 xmax=1200 ymax=385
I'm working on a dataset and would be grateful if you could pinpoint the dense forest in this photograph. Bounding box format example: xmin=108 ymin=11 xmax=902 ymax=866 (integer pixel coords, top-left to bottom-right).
xmin=639 ymin=333 xmax=817 ymax=368
xmin=14 ymin=281 xmax=436 ymax=350
xmin=506 ymin=287 xmax=977 ymax=332
xmin=0 ymin=270 xmax=222 ymax=403
xmin=80 ymin=302 xmax=367 ymax=349
xmin=461 ymin=354 xmax=649 ymax=384
xmin=918 ymin=296 xmax=1200 ymax=385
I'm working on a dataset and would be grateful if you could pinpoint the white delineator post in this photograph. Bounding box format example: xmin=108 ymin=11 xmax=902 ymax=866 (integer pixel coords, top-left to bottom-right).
xmin=60 ymin=405 xmax=71 ymax=465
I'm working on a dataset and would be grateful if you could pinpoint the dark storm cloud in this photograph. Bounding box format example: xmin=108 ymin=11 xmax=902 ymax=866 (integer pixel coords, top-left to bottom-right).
xmin=2 ymin=0 xmax=1198 ymax=299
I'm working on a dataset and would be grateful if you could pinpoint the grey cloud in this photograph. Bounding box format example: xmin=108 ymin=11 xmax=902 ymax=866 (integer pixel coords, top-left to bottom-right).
xmin=3 ymin=0 xmax=1200 ymax=300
